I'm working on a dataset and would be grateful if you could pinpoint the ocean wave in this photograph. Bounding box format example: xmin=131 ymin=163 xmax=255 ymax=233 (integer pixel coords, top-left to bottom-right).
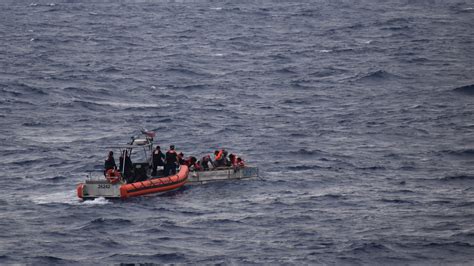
xmin=307 ymin=193 xmax=346 ymax=201
xmin=453 ymin=84 xmax=474 ymax=95
xmin=78 ymin=217 xmax=133 ymax=230
xmin=167 ymin=84 xmax=207 ymax=90
xmin=310 ymin=67 xmax=348 ymax=78
xmin=440 ymin=174 xmax=474 ymax=181
xmin=293 ymin=148 xmax=323 ymax=156
xmin=44 ymin=175 xmax=68 ymax=182
xmin=456 ymin=201 xmax=474 ymax=207
xmin=287 ymin=164 xmax=330 ymax=171
xmin=281 ymin=98 xmax=310 ymax=105
xmin=9 ymin=81 xmax=48 ymax=96
xmin=0 ymin=87 xmax=23 ymax=97
xmin=347 ymin=242 xmax=393 ymax=254
xmin=27 ymin=256 xmax=75 ymax=264
xmin=68 ymin=99 xmax=161 ymax=110
xmin=352 ymin=70 xmax=402 ymax=83
xmin=165 ymin=67 xmax=206 ymax=77
xmin=381 ymin=25 xmax=411 ymax=31
xmin=22 ymin=121 xmax=44 ymax=127
xmin=454 ymin=6 xmax=474 ymax=14
xmin=31 ymin=190 xmax=80 ymax=205
xmin=0 ymin=199 xmax=8 ymax=206
xmin=422 ymin=241 xmax=473 ymax=248
xmin=441 ymin=148 xmax=474 ymax=157
xmin=356 ymin=166 xmax=386 ymax=171
xmin=82 ymin=197 xmax=111 ymax=205
xmin=452 ymin=230 xmax=474 ymax=238
xmin=380 ymin=198 xmax=415 ymax=204
xmin=62 ymin=86 xmax=111 ymax=96
xmin=98 ymin=66 xmax=121 ymax=73
xmin=90 ymin=217 xmax=132 ymax=225
xmin=107 ymin=252 xmax=186 ymax=263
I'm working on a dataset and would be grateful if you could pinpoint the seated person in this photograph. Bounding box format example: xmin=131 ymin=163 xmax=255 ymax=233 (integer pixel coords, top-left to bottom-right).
xmin=193 ymin=160 xmax=203 ymax=171
xmin=236 ymin=157 xmax=245 ymax=168
xmin=200 ymin=155 xmax=211 ymax=171
xmin=228 ymin=153 xmax=237 ymax=167
xmin=213 ymin=150 xmax=226 ymax=168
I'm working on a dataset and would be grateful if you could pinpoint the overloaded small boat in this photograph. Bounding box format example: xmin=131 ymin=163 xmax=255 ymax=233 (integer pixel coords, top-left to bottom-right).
xmin=76 ymin=131 xmax=258 ymax=200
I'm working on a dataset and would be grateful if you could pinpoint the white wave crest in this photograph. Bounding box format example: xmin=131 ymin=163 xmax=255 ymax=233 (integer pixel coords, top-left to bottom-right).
xmin=82 ymin=197 xmax=110 ymax=205
xmin=31 ymin=190 xmax=80 ymax=205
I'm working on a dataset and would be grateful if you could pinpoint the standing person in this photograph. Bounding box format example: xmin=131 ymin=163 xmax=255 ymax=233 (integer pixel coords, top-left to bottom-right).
xmin=151 ymin=145 xmax=165 ymax=176
xmin=178 ymin=152 xmax=185 ymax=165
xmin=120 ymin=150 xmax=133 ymax=182
xmin=104 ymin=151 xmax=116 ymax=176
xmin=164 ymin=145 xmax=178 ymax=176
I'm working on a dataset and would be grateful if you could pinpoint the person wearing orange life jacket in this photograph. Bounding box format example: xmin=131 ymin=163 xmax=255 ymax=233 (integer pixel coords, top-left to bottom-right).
xmin=213 ymin=149 xmax=226 ymax=168
xmin=164 ymin=145 xmax=178 ymax=176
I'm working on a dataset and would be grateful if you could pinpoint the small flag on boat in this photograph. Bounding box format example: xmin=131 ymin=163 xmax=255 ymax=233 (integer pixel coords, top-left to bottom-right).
xmin=141 ymin=129 xmax=156 ymax=138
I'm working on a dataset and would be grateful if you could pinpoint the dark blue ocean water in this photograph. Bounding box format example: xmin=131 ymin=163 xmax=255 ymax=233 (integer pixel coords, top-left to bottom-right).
xmin=1 ymin=0 xmax=473 ymax=264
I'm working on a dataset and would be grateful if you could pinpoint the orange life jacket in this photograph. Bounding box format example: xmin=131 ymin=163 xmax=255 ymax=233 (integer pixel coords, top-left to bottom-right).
xmin=215 ymin=149 xmax=224 ymax=160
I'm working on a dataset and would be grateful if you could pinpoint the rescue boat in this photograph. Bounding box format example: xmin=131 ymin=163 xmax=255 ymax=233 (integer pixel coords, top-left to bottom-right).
xmin=77 ymin=131 xmax=190 ymax=199
xmin=76 ymin=130 xmax=259 ymax=200
xmin=77 ymin=165 xmax=189 ymax=199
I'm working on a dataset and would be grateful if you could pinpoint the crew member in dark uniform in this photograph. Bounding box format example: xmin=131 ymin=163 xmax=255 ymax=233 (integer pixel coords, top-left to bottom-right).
xmin=104 ymin=151 xmax=116 ymax=176
xmin=119 ymin=150 xmax=133 ymax=182
xmin=164 ymin=145 xmax=178 ymax=176
xmin=178 ymin=152 xmax=185 ymax=165
xmin=151 ymin=145 xmax=165 ymax=176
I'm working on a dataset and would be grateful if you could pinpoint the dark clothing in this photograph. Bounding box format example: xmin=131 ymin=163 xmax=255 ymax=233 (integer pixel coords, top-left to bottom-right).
xmin=164 ymin=150 xmax=178 ymax=176
xmin=214 ymin=149 xmax=226 ymax=167
xmin=184 ymin=156 xmax=197 ymax=167
xmin=214 ymin=157 xmax=226 ymax=167
xmin=193 ymin=161 xmax=203 ymax=171
xmin=200 ymin=156 xmax=210 ymax=170
xmin=153 ymin=150 xmax=165 ymax=166
xmin=119 ymin=155 xmax=133 ymax=182
xmin=151 ymin=149 xmax=165 ymax=176
xmin=104 ymin=157 xmax=116 ymax=175
xmin=165 ymin=150 xmax=178 ymax=165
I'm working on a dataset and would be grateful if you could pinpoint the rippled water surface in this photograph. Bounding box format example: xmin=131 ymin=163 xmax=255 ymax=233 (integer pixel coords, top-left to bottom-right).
xmin=1 ymin=0 xmax=473 ymax=264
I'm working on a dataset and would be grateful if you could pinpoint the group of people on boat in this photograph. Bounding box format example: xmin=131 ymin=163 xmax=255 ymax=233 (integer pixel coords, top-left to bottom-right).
xmin=104 ymin=145 xmax=246 ymax=181
xmin=153 ymin=145 xmax=246 ymax=175
xmin=103 ymin=150 xmax=133 ymax=180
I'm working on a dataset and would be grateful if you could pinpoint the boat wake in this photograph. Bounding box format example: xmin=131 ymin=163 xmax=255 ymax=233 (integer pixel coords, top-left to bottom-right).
xmin=30 ymin=190 xmax=80 ymax=205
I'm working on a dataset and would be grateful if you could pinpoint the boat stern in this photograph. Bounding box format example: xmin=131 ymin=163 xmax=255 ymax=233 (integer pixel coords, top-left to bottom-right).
xmin=77 ymin=179 xmax=122 ymax=199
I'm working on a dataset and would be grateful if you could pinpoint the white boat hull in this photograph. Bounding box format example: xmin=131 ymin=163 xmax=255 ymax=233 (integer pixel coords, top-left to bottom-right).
xmin=187 ymin=166 xmax=259 ymax=184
